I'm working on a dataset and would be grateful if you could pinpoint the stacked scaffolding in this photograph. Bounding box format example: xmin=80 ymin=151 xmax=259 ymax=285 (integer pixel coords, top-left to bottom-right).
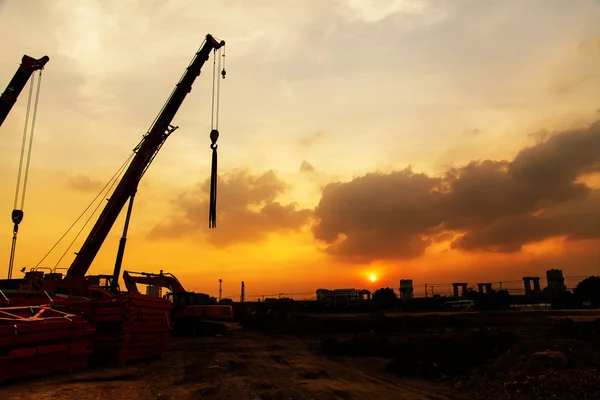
xmin=0 ymin=305 xmax=94 ymax=383
xmin=69 ymin=292 xmax=173 ymax=364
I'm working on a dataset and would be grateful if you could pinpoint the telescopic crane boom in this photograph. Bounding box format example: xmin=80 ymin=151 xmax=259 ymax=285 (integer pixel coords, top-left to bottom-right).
xmin=65 ymin=34 xmax=224 ymax=286
xmin=0 ymin=55 xmax=49 ymax=127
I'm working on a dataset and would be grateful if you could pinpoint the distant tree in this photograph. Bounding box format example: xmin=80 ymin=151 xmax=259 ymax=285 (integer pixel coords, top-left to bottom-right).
xmin=278 ymin=297 xmax=294 ymax=302
xmin=264 ymin=297 xmax=278 ymax=302
xmin=574 ymin=276 xmax=600 ymax=304
xmin=542 ymin=285 xmax=569 ymax=298
xmin=191 ymin=293 xmax=217 ymax=303
xmin=372 ymin=287 xmax=399 ymax=310
xmin=220 ymin=298 xmax=233 ymax=303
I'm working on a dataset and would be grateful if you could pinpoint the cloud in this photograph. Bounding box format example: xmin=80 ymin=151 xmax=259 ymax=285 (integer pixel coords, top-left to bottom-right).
xmin=297 ymin=131 xmax=327 ymax=148
xmin=148 ymin=169 xmax=312 ymax=246
xmin=312 ymin=120 xmax=600 ymax=262
xmin=299 ymin=160 xmax=316 ymax=173
xmin=64 ymin=174 xmax=105 ymax=192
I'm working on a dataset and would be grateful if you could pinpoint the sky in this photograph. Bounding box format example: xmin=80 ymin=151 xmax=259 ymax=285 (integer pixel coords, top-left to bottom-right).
xmin=0 ymin=0 xmax=600 ymax=299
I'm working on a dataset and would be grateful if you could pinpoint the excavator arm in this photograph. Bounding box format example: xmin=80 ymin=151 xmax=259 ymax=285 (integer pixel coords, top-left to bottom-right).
xmin=122 ymin=270 xmax=186 ymax=294
xmin=0 ymin=55 xmax=49 ymax=127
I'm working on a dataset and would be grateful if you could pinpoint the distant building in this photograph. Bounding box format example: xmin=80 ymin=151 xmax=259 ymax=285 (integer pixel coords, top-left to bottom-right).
xmin=316 ymin=288 xmax=359 ymax=303
xmin=399 ymin=279 xmax=414 ymax=301
xmin=146 ymin=285 xmax=162 ymax=297
xmin=522 ymin=277 xmax=541 ymax=296
xmin=546 ymin=269 xmax=567 ymax=292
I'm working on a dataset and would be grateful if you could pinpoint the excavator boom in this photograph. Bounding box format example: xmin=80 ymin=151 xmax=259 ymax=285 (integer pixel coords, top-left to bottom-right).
xmin=0 ymin=55 xmax=49 ymax=127
xmin=123 ymin=270 xmax=186 ymax=293
xmin=122 ymin=269 xmax=235 ymax=337
xmin=66 ymin=34 xmax=224 ymax=280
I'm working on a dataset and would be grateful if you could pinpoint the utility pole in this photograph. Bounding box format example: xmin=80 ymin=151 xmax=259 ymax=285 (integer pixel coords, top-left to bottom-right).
xmin=218 ymin=279 xmax=222 ymax=302
xmin=240 ymin=281 xmax=245 ymax=303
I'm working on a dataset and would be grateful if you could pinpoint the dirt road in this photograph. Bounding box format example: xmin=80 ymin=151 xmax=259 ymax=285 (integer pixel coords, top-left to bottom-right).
xmin=0 ymin=331 xmax=470 ymax=400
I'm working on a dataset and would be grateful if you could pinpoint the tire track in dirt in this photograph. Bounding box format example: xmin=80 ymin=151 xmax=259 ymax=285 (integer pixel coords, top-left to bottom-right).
xmin=0 ymin=331 xmax=471 ymax=400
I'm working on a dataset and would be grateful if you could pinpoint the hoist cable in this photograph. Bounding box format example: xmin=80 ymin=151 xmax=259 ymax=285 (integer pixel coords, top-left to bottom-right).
xmin=210 ymin=49 xmax=217 ymax=130
xmin=208 ymin=46 xmax=224 ymax=229
xmin=53 ymin=167 xmax=123 ymax=269
xmin=13 ymin=76 xmax=35 ymax=209
xmin=7 ymin=71 xmax=43 ymax=279
xmin=20 ymin=70 xmax=43 ymax=210
xmin=34 ymin=152 xmax=134 ymax=269
xmin=215 ymin=49 xmax=222 ymax=130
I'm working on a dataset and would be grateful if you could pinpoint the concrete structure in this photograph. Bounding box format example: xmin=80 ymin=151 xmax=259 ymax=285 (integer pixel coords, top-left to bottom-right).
xmin=477 ymin=283 xmax=493 ymax=294
xmin=522 ymin=276 xmax=541 ymax=296
xmin=400 ymin=279 xmax=414 ymax=301
xmin=146 ymin=285 xmax=162 ymax=297
xmin=452 ymin=282 xmax=468 ymax=298
xmin=546 ymin=269 xmax=567 ymax=292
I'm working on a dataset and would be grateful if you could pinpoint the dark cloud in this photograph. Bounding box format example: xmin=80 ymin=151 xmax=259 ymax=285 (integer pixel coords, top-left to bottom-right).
xmin=299 ymin=160 xmax=315 ymax=173
xmin=148 ymin=169 xmax=311 ymax=246
xmin=453 ymin=190 xmax=600 ymax=252
xmin=313 ymin=120 xmax=600 ymax=262
xmin=65 ymin=174 xmax=105 ymax=192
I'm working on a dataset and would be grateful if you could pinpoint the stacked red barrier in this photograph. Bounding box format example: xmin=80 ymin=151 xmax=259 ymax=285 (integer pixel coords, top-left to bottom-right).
xmin=0 ymin=305 xmax=95 ymax=383
xmin=69 ymin=293 xmax=173 ymax=365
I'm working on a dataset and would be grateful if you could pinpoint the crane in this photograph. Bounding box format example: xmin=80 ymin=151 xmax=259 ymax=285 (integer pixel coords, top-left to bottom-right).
xmin=60 ymin=33 xmax=225 ymax=295
xmin=0 ymin=55 xmax=49 ymax=127
xmin=0 ymin=34 xmax=225 ymax=296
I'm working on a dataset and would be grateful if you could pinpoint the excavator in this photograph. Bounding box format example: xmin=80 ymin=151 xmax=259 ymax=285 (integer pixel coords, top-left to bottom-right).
xmin=0 ymin=34 xmax=225 ymax=300
xmin=122 ymin=270 xmax=236 ymax=336
xmin=0 ymin=55 xmax=49 ymax=127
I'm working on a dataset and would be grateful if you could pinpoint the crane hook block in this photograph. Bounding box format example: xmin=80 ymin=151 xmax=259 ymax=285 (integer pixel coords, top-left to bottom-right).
xmin=221 ymin=69 xmax=226 ymax=79
xmin=11 ymin=209 xmax=23 ymax=225
xmin=210 ymin=129 xmax=219 ymax=148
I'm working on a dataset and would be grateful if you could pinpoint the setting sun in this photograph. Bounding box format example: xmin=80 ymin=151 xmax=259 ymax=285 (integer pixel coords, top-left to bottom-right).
xmin=369 ymin=274 xmax=378 ymax=283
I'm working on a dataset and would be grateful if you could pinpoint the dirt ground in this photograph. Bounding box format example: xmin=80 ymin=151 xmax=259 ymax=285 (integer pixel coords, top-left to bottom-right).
xmin=1 ymin=310 xmax=599 ymax=400
xmin=0 ymin=330 xmax=467 ymax=400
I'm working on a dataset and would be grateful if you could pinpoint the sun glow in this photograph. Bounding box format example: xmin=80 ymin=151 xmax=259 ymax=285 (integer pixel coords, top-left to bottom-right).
xmin=369 ymin=273 xmax=378 ymax=283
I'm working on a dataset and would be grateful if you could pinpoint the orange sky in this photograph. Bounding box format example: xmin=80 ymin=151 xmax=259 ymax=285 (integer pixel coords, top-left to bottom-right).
xmin=1 ymin=0 xmax=600 ymax=299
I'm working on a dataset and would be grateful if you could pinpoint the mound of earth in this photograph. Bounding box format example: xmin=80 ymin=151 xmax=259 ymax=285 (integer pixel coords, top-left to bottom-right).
xmin=465 ymin=318 xmax=600 ymax=400
xmin=320 ymin=328 xmax=516 ymax=382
